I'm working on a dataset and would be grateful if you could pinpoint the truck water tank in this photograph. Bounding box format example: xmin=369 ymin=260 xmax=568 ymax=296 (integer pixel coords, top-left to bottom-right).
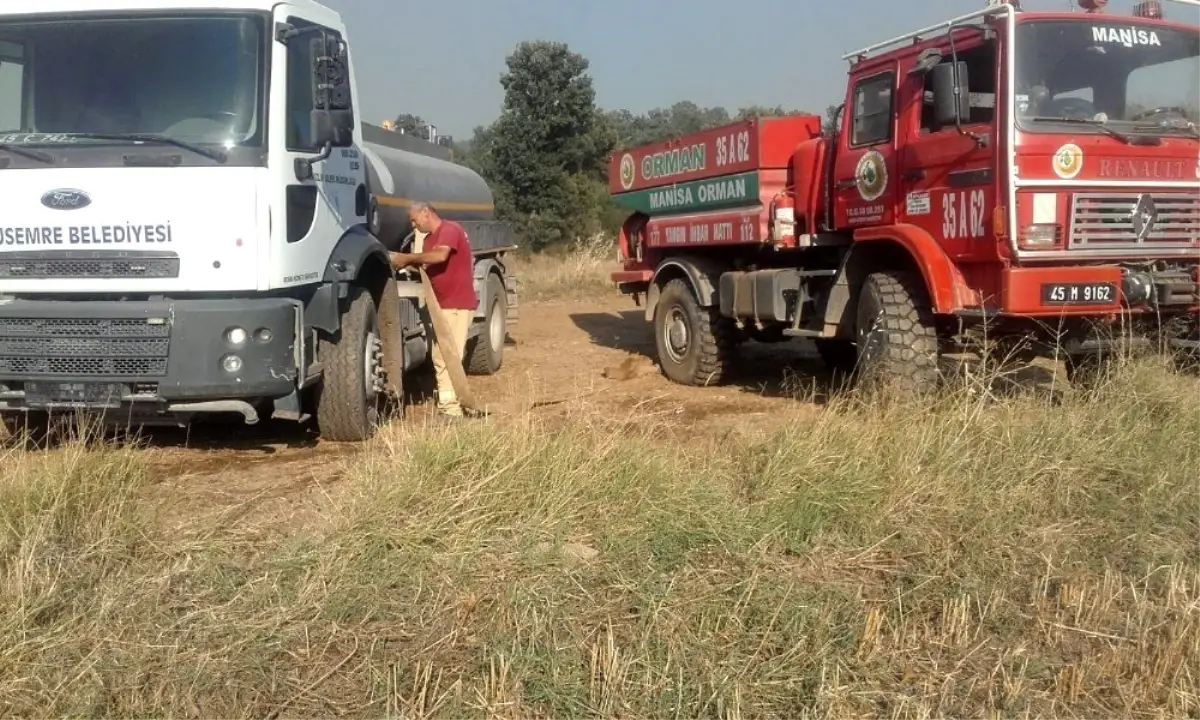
xmin=359 ymin=122 xmax=496 ymax=250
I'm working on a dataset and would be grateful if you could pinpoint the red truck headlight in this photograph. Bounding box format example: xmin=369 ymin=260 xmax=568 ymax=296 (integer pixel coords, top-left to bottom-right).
xmin=1019 ymin=223 xmax=1063 ymax=249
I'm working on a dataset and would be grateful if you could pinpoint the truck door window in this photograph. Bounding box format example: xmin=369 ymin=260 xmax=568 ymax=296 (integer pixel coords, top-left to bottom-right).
xmin=285 ymin=19 xmax=350 ymax=151
xmin=850 ymin=72 xmax=895 ymax=147
xmin=0 ymin=41 xmax=26 ymax=131
xmin=919 ymin=40 xmax=997 ymax=133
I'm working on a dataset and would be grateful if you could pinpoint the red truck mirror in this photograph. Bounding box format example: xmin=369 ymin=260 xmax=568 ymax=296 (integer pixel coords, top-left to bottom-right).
xmin=931 ymin=60 xmax=971 ymax=130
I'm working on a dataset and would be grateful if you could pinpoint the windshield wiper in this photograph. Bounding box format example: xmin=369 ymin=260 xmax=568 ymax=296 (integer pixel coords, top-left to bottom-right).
xmin=66 ymin=132 xmax=228 ymax=162
xmin=0 ymin=143 xmax=55 ymax=164
xmin=1026 ymin=116 xmax=1158 ymax=146
xmin=1140 ymin=120 xmax=1199 ymax=140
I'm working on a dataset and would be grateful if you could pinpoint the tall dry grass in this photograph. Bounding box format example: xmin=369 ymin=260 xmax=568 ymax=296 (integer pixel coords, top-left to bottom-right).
xmin=0 ymin=356 xmax=1196 ymax=718
xmin=506 ymin=234 xmax=618 ymax=301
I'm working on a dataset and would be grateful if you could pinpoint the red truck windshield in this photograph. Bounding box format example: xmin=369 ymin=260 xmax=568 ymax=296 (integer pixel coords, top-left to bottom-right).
xmin=1015 ymin=18 xmax=1199 ymax=132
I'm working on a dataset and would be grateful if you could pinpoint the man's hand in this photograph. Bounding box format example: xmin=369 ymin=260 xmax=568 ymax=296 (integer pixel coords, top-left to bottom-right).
xmin=391 ymin=245 xmax=452 ymax=273
xmin=389 ymin=252 xmax=415 ymax=271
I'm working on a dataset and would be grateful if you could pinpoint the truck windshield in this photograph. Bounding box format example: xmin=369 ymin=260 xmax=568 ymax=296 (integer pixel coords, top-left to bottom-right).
xmin=0 ymin=14 xmax=264 ymax=152
xmin=1014 ymin=19 xmax=1199 ymax=134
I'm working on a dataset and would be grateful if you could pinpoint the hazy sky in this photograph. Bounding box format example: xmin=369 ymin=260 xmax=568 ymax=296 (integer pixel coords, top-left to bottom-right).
xmin=324 ymin=0 xmax=1197 ymax=138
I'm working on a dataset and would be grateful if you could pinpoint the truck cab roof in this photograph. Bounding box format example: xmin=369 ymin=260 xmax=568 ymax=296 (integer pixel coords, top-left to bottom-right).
xmin=0 ymin=0 xmax=337 ymax=18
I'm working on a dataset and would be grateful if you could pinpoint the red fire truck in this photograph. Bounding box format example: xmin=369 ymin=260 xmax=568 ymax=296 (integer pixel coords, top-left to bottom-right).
xmin=608 ymin=0 xmax=1199 ymax=388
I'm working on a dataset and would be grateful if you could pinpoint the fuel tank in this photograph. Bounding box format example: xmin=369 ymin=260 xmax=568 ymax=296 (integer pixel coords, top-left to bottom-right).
xmin=360 ymin=123 xmax=510 ymax=252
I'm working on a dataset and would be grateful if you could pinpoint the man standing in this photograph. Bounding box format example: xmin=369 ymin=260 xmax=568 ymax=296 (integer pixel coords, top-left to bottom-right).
xmin=389 ymin=201 xmax=478 ymax=419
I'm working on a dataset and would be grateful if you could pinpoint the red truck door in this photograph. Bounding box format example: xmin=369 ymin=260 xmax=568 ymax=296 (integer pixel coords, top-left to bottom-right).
xmin=897 ymin=34 xmax=1000 ymax=260
xmin=833 ymin=65 xmax=899 ymax=230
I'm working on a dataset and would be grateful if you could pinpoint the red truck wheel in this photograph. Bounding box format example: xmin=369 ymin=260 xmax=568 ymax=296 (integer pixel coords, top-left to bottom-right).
xmin=853 ymin=270 xmax=939 ymax=392
xmin=653 ymin=278 xmax=736 ymax=386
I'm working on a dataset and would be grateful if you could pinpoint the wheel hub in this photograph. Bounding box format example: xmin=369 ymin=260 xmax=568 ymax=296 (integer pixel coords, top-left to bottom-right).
xmin=664 ymin=307 xmax=690 ymax=362
xmin=489 ymin=297 xmax=505 ymax=351
xmin=858 ymin=310 xmax=886 ymax=364
xmin=365 ymin=331 xmax=385 ymax=397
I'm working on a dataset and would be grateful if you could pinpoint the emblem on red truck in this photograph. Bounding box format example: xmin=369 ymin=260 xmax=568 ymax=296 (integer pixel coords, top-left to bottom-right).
xmin=1053 ymin=143 xmax=1084 ymax=179
xmin=855 ymin=150 xmax=888 ymax=202
xmin=618 ymin=153 xmax=635 ymax=190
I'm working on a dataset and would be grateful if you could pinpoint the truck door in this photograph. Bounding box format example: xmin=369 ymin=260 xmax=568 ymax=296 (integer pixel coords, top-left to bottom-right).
xmin=269 ymin=10 xmax=367 ymax=289
xmin=897 ymin=35 xmax=998 ymax=260
xmin=833 ymin=67 xmax=899 ymax=230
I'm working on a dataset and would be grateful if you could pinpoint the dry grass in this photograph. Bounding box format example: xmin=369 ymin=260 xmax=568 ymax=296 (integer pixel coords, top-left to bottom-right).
xmin=1 ymin=354 xmax=1196 ymax=718
xmin=507 ymin=234 xmax=619 ymax=301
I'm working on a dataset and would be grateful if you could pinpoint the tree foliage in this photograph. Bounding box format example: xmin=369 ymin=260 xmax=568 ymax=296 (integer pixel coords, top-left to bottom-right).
xmin=464 ymin=41 xmax=615 ymax=249
xmin=390 ymin=113 xmax=427 ymax=136
xmin=394 ymin=44 xmax=827 ymax=248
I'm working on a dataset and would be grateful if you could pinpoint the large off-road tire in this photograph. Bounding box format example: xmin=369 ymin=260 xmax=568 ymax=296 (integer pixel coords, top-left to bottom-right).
xmin=315 ymin=284 xmax=388 ymax=442
xmin=466 ymin=272 xmax=506 ymax=375
xmin=814 ymin=338 xmax=858 ymax=374
xmin=854 ymin=269 xmax=940 ymax=392
xmin=653 ymin=278 xmax=737 ymax=386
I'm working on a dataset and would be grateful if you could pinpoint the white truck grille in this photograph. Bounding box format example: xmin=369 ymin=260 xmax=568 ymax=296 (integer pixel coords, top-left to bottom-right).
xmin=1068 ymin=192 xmax=1199 ymax=250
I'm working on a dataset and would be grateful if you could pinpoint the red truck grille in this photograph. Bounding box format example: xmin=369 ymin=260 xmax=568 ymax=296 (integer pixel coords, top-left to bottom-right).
xmin=1068 ymin=192 xmax=1199 ymax=251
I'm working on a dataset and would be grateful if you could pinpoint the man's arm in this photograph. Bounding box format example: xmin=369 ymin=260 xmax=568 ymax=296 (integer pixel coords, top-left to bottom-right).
xmin=389 ymin=244 xmax=451 ymax=271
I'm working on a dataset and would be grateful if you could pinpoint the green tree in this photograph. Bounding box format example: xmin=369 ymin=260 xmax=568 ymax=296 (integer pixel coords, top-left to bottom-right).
xmin=823 ymin=104 xmax=842 ymax=135
xmin=478 ymin=41 xmax=613 ymax=249
xmin=734 ymin=105 xmax=804 ymax=120
xmin=606 ymin=102 xmax=811 ymax=149
xmin=390 ymin=112 xmax=427 ymax=135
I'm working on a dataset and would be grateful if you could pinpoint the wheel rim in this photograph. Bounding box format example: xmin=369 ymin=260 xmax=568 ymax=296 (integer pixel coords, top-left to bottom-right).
xmin=857 ymin=309 xmax=886 ymax=367
xmin=364 ymin=329 xmax=384 ymax=422
xmin=488 ymin=296 xmax=505 ymax=352
xmin=662 ymin=305 xmax=691 ymax=363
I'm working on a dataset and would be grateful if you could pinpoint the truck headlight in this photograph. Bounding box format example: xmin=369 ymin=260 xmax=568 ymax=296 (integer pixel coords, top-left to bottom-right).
xmin=225 ymin=327 xmax=248 ymax=346
xmin=1019 ymin=223 xmax=1061 ymax=249
xmin=221 ymin=354 xmax=243 ymax=374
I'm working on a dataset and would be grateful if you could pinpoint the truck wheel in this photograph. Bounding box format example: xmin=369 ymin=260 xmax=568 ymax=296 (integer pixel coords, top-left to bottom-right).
xmin=653 ymin=278 xmax=735 ymax=386
xmin=315 ymin=284 xmax=388 ymax=442
xmin=814 ymin=338 xmax=858 ymax=374
xmin=466 ymin=272 xmax=506 ymax=375
xmin=854 ymin=270 xmax=940 ymax=392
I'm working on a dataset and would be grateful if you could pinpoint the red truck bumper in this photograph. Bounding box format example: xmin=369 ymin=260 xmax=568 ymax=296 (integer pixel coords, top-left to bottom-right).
xmin=1000 ymin=265 xmax=1199 ymax=317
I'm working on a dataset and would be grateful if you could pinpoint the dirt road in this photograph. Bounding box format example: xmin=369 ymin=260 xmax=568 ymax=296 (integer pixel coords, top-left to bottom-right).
xmin=135 ymin=296 xmax=831 ymax=522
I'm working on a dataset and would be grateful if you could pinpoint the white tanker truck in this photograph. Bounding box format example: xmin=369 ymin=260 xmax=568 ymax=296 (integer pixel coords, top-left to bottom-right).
xmin=0 ymin=0 xmax=518 ymax=441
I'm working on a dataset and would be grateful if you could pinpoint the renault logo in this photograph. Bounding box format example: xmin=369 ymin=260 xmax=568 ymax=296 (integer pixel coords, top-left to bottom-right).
xmin=1131 ymin=193 xmax=1157 ymax=242
xmin=40 ymin=189 xmax=91 ymax=210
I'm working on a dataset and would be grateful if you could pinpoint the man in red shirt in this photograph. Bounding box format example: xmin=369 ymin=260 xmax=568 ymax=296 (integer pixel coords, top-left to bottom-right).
xmin=389 ymin=201 xmax=478 ymax=418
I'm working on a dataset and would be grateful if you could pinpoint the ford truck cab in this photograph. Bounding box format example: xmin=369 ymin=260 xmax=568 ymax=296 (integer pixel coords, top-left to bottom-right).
xmin=0 ymin=0 xmax=506 ymax=440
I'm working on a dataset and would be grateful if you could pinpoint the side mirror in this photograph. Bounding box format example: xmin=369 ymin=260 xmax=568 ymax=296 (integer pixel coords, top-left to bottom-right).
xmin=307 ymin=32 xmax=354 ymax=149
xmin=312 ymin=108 xmax=354 ymax=148
xmin=309 ymin=34 xmax=351 ymax=110
xmin=931 ymin=61 xmax=970 ymax=128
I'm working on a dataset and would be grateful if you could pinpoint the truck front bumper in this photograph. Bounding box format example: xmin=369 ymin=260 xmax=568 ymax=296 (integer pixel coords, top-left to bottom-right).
xmin=0 ymin=297 xmax=300 ymax=416
xmin=999 ymin=264 xmax=1200 ymax=317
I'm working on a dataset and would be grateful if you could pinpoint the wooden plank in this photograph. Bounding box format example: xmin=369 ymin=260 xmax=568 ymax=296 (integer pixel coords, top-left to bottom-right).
xmin=419 ymin=268 xmax=479 ymax=412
